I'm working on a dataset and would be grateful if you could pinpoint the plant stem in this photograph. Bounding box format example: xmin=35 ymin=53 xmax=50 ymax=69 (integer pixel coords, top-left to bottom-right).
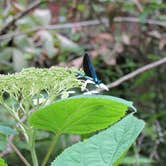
xmin=29 ymin=129 xmax=39 ymax=166
xmin=30 ymin=146 xmax=39 ymax=166
xmin=41 ymin=133 xmax=61 ymax=166
xmin=8 ymin=139 xmax=31 ymax=166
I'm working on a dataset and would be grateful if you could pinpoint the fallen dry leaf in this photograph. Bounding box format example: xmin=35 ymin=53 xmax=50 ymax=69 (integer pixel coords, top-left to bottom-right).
xmin=122 ymin=34 xmax=130 ymax=45
xmin=99 ymin=46 xmax=116 ymax=66
xmin=148 ymin=31 xmax=161 ymax=39
xmin=68 ymin=57 xmax=82 ymax=69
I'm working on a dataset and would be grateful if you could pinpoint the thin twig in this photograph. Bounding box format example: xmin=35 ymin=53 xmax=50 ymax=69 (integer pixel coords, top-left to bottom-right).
xmin=94 ymin=57 xmax=166 ymax=93
xmin=114 ymin=17 xmax=166 ymax=26
xmin=131 ymin=0 xmax=143 ymax=12
xmin=0 ymin=0 xmax=47 ymax=35
xmin=0 ymin=135 xmax=13 ymax=157
xmin=0 ymin=17 xmax=165 ymax=41
xmin=8 ymin=138 xmax=31 ymax=166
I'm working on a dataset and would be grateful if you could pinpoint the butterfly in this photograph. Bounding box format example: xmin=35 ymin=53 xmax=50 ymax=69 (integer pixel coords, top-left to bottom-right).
xmin=76 ymin=53 xmax=101 ymax=84
xmin=83 ymin=53 xmax=102 ymax=84
xmin=77 ymin=53 xmax=108 ymax=91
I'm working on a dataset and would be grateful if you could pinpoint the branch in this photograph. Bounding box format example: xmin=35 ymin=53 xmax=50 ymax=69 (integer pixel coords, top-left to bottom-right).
xmin=114 ymin=17 xmax=166 ymax=27
xmin=96 ymin=57 xmax=166 ymax=93
xmin=0 ymin=0 xmax=47 ymax=35
xmin=131 ymin=0 xmax=143 ymax=12
xmin=8 ymin=139 xmax=31 ymax=166
xmin=0 ymin=17 xmax=165 ymax=41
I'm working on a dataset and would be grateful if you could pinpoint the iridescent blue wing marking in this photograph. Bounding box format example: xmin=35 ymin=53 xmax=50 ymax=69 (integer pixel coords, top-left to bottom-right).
xmin=83 ymin=53 xmax=101 ymax=84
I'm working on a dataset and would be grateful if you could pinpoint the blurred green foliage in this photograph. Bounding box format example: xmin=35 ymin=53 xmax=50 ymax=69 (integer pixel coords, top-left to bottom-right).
xmin=0 ymin=0 xmax=165 ymax=165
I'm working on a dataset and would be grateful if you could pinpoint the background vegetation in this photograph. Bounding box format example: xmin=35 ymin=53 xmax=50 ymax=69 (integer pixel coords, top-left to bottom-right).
xmin=0 ymin=0 xmax=165 ymax=165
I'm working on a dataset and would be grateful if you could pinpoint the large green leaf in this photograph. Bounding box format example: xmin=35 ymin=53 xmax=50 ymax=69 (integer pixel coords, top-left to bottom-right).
xmin=0 ymin=157 xmax=7 ymax=166
xmin=29 ymin=95 xmax=135 ymax=134
xmin=51 ymin=114 xmax=145 ymax=166
xmin=122 ymin=155 xmax=154 ymax=165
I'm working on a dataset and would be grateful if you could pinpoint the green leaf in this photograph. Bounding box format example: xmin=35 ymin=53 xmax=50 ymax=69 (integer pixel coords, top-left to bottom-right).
xmin=113 ymin=150 xmax=128 ymax=166
xmin=0 ymin=125 xmax=17 ymax=136
xmin=44 ymin=40 xmax=57 ymax=58
xmin=33 ymin=9 xmax=51 ymax=26
xmin=56 ymin=34 xmax=82 ymax=53
xmin=0 ymin=138 xmax=7 ymax=151
xmin=14 ymin=35 xmax=33 ymax=50
xmin=122 ymin=155 xmax=154 ymax=165
xmin=17 ymin=16 xmax=37 ymax=30
xmin=12 ymin=49 xmax=28 ymax=71
xmin=36 ymin=131 xmax=50 ymax=140
xmin=29 ymin=95 xmax=135 ymax=134
xmin=77 ymin=4 xmax=85 ymax=11
xmin=35 ymin=31 xmax=57 ymax=58
xmin=0 ymin=157 xmax=7 ymax=166
xmin=51 ymin=114 xmax=145 ymax=166
xmin=0 ymin=48 xmax=13 ymax=61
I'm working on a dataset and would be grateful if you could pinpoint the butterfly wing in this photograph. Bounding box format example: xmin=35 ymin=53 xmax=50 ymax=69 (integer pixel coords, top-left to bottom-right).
xmin=83 ymin=53 xmax=100 ymax=83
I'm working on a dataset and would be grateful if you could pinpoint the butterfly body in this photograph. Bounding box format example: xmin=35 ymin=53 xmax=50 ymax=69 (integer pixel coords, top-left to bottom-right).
xmin=76 ymin=53 xmax=109 ymax=91
xmin=83 ymin=53 xmax=101 ymax=84
xmin=82 ymin=53 xmax=101 ymax=84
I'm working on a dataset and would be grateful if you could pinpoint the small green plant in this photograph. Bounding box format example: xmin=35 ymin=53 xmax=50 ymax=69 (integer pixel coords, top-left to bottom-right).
xmin=0 ymin=67 xmax=145 ymax=166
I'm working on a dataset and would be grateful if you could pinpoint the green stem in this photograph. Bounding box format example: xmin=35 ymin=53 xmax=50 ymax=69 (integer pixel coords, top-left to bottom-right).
xmin=2 ymin=103 xmax=29 ymax=142
xmin=30 ymin=146 xmax=39 ymax=166
xmin=29 ymin=129 xmax=39 ymax=166
xmin=41 ymin=133 xmax=61 ymax=166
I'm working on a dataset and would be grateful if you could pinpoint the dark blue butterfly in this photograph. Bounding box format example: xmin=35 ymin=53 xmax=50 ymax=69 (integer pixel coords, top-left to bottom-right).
xmin=77 ymin=53 xmax=102 ymax=84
